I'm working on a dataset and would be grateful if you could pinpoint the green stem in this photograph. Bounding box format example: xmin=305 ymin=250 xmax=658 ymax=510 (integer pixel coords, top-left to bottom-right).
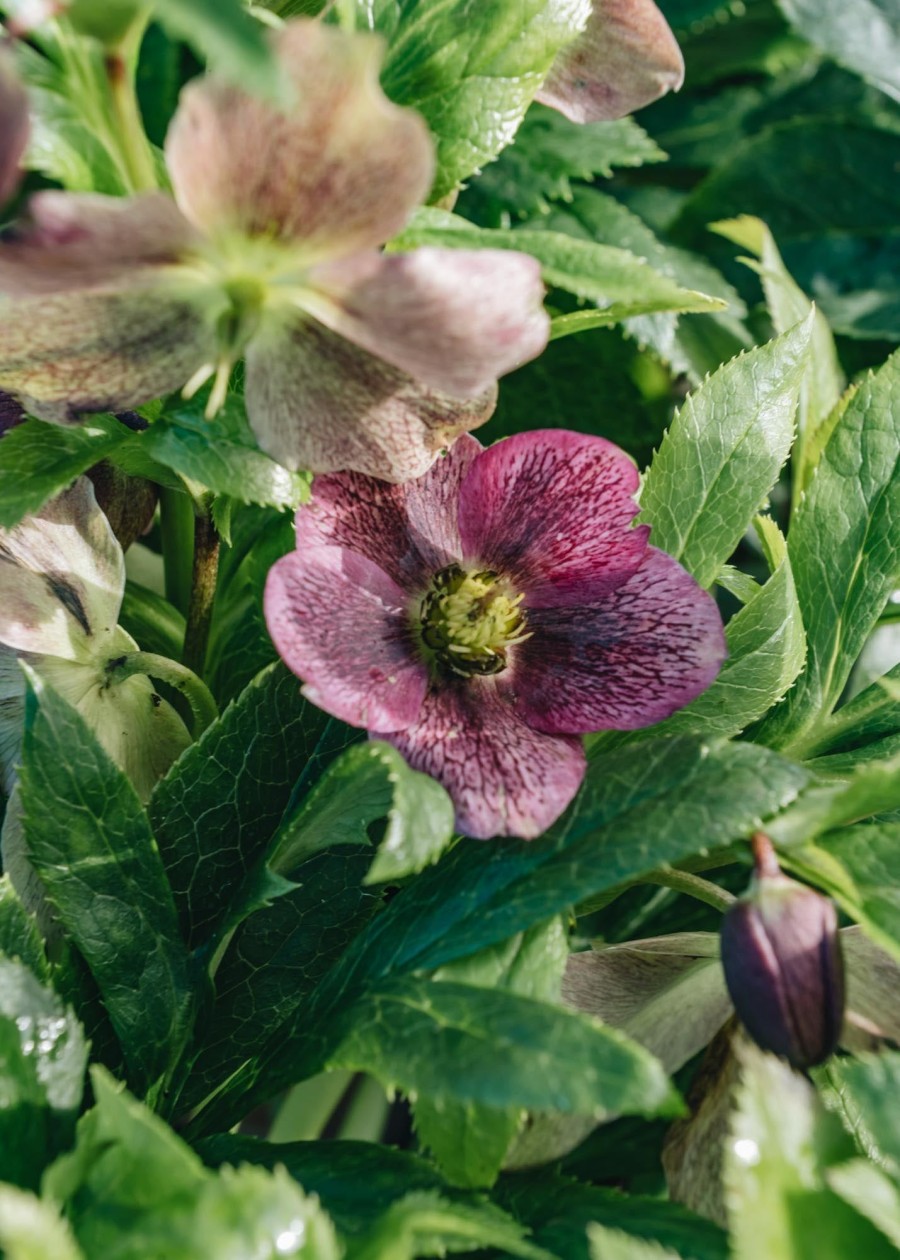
xmin=268 ymin=1071 xmax=354 ymax=1143
xmin=182 ymin=506 xmax=220 ymax=677
xmin=107 ymin=650 xmax=218 ymax=738
xmin=103 ymin=16 xmax=157 ymax=193
xmin=335 ymin=1075 xmax=389 ymax=1143
xmin=639 ymin=868 xmax=736 ymax=914
xmin=159 ymin=487 xmax=195 ymax=618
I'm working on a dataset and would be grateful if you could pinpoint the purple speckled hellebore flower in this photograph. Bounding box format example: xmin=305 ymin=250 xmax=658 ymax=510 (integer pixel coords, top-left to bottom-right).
xmin=538 ymin=0 xmax=685 ymax=125
xmin=0 ymin=20 xmax=548 ymax=481
xmin=0 ymin=45 xmax=28 ymax=207
xmin=265 ymin=430 xmax=726 ymax=839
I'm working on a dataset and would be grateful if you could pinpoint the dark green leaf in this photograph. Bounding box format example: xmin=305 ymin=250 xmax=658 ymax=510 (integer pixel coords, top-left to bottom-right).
xmin=347 ymin=1190 xmax=551 ymax=1260
xmin=0 ymin=416 xmax=127 ymax=530
xmin=775 ymin=0 xmax=900 ymax=102
xmin=0 ymin=1185 xmax=83 ymax=1260
xmin=18 ymin=670 xmax=194 ymax=1099
xmin=149 ymin=0 xmax=281 ymax=97
xmin=0 ymin=958 xmax=87 ymax=1191
xmin=824 ymin=1052 xmax=900 ymax=1177
xmin=0 ymin=876 xmax=48 ymax=982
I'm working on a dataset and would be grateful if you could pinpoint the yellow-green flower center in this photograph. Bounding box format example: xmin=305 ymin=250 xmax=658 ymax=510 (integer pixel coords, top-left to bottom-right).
xmin=418 ymin=564 xmax=531 ymax=677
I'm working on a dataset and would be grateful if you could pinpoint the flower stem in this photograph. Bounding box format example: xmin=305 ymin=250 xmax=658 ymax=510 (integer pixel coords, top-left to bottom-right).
xmin=104 ymin=17 xmax=158 ymax=193
xmin=182 ymin=505 xmax=220 ymax=678
xmin=159 ymin=487 xmax=194 ymax=618
xmin=639 ymin=867 xmax=736 ymax=913
xmin=107 ymin=650 xmax=219 ymax=738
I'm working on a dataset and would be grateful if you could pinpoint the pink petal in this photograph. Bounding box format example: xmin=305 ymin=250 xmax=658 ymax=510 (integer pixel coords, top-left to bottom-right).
xmin=538 ymin=0 xmax=685 ymax=124
xmin=0 ymin=193 xmax=213 ymax=420
xmin=381 ymin=678 xmax=586 ymax=840
xmin=308 ymin=247 xmax=549 ymax=398
xmin=295 ymin=434 xmax=482 ymax=593
xmin=512 ymin=547 xmax=727 ymax=734
xmin=264 ymin=544 xmax=427 ymax=732
xmin=0 ymin=478 xmax=124 ymax=660
xmin=457 ymin=429 xmax=650 ymax=607
xmin=0 ymin=48 xmax=28 ymax=206
xmin=165 ymin=19 xmax=433 ymax=255
xmin=0 ymin=191 xmax=198 ymax=293
xmin=244 ymin=317 xmax=496 ymax=481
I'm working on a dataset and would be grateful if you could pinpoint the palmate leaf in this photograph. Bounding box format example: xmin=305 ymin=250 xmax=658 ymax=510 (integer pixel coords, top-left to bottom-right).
xmin=17 ymin=670 xmax=194 ymax=1101
xmin=639 ymin=317 xmax=812 ymax=590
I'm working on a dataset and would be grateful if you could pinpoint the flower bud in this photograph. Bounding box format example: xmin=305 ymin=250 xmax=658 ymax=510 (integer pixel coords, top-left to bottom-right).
xmin=720 ymin=833 xmax=844 ymax=1069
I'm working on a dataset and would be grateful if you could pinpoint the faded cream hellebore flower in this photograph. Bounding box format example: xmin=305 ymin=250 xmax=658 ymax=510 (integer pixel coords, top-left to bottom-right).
xmin=537 ymin=0 xmax=685 ymax=124
xmin=0 ymin=477 xmax=190 ymax=806
xmin=0 ymin=20 xmax=549 ymax=482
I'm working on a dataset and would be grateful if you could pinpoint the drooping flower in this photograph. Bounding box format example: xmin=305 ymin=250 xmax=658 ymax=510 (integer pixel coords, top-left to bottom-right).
xmin=265 ymin=430 xmax=726 ymax=839
xmin=0 ymin=45 xmax=28 ymax=206
xmin=0 ymin=20 xmax=548 ymax=482
xmin=0 ymin=478 xmax=190 ymax=802
xmin=538 ymin=0 xmax=685 ymax=124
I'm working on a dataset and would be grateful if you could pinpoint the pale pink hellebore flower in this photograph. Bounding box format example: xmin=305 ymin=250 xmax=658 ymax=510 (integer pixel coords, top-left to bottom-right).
xmin=265 ymin=430 xmax=726 ymax=840
xmin=538 ymin=0 xmax=685 ymax=124
xmin=0 ymin=20 xmax=548 ymax=481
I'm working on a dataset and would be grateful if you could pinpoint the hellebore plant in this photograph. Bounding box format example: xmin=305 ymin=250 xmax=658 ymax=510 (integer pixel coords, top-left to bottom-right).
xmin=0 ymin=19 xmax=549 ymax=481
xmin=265 ymin=429 xmax=727 ymax=839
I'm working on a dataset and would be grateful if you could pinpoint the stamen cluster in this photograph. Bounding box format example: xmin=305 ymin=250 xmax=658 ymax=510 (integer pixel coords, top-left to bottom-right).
xmin=418 ymin=564 xmax=530 ymax=677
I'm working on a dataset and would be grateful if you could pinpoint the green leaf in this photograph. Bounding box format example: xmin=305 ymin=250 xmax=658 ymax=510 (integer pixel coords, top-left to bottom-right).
xmin=0 ymin=876 xmax=48 ymax=982
xmin=268 ymin=740 xmax=454 ymax=886
xmin=145 ymin=395 xmax=308 ymax=509
xmin=459 ymin=103 xmax=666 ymax=226
xmin=824 ymin=1052 xmax=900 ymax=1177
xmin=725 ymin=1041 xmax=896 ymax=1260
xmin=711 ymin=215 xmax=844 ymax=489
xmin=0 ymin=959 xmax=87 ymax=1191
xmin=0 ymin=416 xmax=128 ymax=529
xmin=827 ymin=1160 xmax=900 ymax=1250
xmin=18 ymin=669 xmax=194 ymax=1099
xmin=639 ymin=318 xmax=812 ymax=588
xmin=779 ymin=822 xmax=900 ymax=963
xmin=374 ymin=0 xmax=591 ymax=198
xmin=392 ymin=210 xmax=727 ymax=325
xmin=752 ymin=349 xmax=900 ymax=752
xmin=0 ymin=1185 xmax=83 ymax=1260
xmin=149 ymin=0 xmax=281 ymax=98
xmin=776 ymin=0 xmax=900 ymax=103
xmin=589 ymin=1225 xmax=681 ymax=1260
xmin=149 ymin=662 xmax=351 ymax=947
xmin=47 ymin=1068 xmax=340 ymax=1260
xmin=347 ymin=1190 xmax=551 ymax=1260
xmin=649 ymin=520 xmax=806 ymax=738
xmin=327 ymin=975 xmax=681 ymax=1119
xmin=413 ymin=918 xmax=568 ymax=1187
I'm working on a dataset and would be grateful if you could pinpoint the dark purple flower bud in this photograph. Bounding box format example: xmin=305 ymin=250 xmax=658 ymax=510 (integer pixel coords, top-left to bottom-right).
xmin=720 ymin=833 xmax=844 ymax=1069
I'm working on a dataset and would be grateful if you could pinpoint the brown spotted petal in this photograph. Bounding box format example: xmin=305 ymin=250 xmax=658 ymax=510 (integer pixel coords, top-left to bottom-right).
xmin=0 ymin=46 xmax=28 ymax=207
xmin=244 ymin=316 xmax=497 ymax=481
xmin=0 ymin=191 xmax=215 ymax=421
xmin=538 ymin=0 xmax=685 ymax=124
xmin=308 ymin=247 xmax=549 ymax=398
xmin=165 ymin=18 xmax=434 ymax=256
xmin=0 ymin=478 xmax=124 ymax=660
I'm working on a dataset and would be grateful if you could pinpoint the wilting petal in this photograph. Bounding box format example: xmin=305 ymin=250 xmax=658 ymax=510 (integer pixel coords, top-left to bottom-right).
xmin=513 ymin=547 xmax=726 ymax=733
xmin=166 ymin=19 xmax=433 ymax=256
xmin=309 ymin=247 xmax=548 ymax=398
xmin=458 ymin=429 xmax=649 ymax=607
xmin=294 ymin=435 xmax=481 ymax=593
xmin=381 ymin=677 xmax=585 ymax=839
xmin=0 ymin=191 xmax=198 ymax=294
xmin=0 ymin=47 xmax=28 ymax=207
xmin=265 ymin=544 xmax=427 ymax=731
xmin=538 ymin=0 xmax=685 ymax=124
xmin=0 ymin=479 xmax=125 ymax=660
xmin=245 ymin=317 xmax=496 ymax=480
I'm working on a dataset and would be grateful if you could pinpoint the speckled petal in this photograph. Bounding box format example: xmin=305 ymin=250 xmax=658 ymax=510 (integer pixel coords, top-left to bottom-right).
xmin=538 ymin=0 xmax=685 ymax=123
xmin=513 ymin=547 xmax=726 ymax=733
xmin=0 ymin=192 xmax=213 ymax=420
xmin=245 ymin=317 xmax=496 ymax=481
xmin=308 ymin=247 xmax=548 ymax=398
xmin=294 ymin=434 xmax=482 ymax=593
xmin=381 ymin=678 xmax=586 ymax=840
xmin=458 ymin=429 xmax=649 ymax=607
xmin=165 ymin=18 xmax=433 ymax=255
xmin=0 ymin=47 xmax=28 ymax=206
xmin=0 ymin=478 xmax=125 ymax=660
xmin=264 ymin=544 xmax=428 ymax=732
